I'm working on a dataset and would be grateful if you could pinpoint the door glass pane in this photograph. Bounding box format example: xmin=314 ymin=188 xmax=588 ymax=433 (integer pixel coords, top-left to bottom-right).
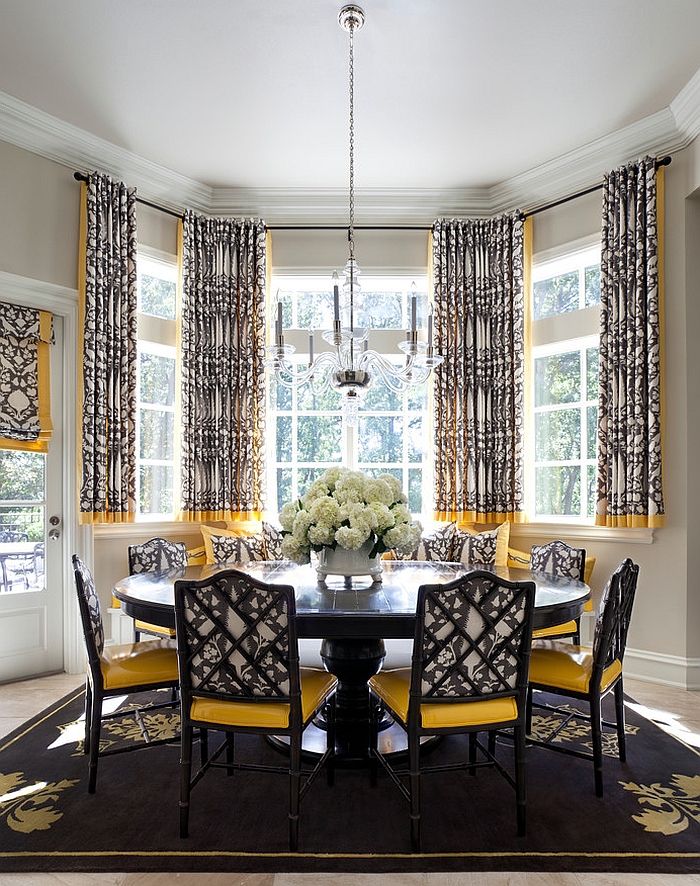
xmin=0 ymin=450 xmax=45 ymax=593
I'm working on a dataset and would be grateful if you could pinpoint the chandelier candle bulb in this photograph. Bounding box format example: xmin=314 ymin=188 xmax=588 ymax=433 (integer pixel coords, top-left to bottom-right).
xmin=427 ymin=307 xmax=433 ymax=349
xmin=309 ymin=330 xmax=314 ymax=364
xmin=411 ymin=292 xmax=417 ymax=331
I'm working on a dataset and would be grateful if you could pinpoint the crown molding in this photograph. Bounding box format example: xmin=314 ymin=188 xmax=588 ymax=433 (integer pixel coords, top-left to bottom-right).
xmin=671 ymin=67 xmax=700 ymax=145
xmin=1 ymin=77 xmax=699 ymax=223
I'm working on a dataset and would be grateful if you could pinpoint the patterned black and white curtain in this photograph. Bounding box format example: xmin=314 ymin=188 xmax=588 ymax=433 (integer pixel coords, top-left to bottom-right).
xmin=180 ymin=211 xmax=267 ymax=522
xmin=0 ymin=302 xmax=53 ymax=452
xmin=596 ymin=156 xmax=665 ymax=527
xmin=78 ymin=171 xmax=138 ymax=524
xmin=431 ymin=214 xmax=528 ymax=523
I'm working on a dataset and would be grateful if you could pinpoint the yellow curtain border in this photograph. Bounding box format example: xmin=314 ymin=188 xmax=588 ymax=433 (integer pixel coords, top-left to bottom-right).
xmin=180 ymin=510 xmax=263 ymax=524
xmin=434 ymin=510 xmax=525 ymax=525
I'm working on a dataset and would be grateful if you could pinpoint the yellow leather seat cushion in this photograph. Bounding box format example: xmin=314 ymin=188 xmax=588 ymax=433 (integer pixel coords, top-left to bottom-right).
xmin=100 ymin=639 xmax=178 ymax=690
xmin=189 ymin=667 xmax=337 ymax=730
xmin=532 ymin=619 xmax=578 ymax=640
xmin=529 ymin=640 xmax=622 ymax=694
xmin=369 ymin=668 xmax=518 ymax=730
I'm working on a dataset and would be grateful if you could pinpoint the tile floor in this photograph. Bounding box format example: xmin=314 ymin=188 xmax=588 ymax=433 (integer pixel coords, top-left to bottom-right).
xmin=0 ymin=673 xmax=699 ymax=886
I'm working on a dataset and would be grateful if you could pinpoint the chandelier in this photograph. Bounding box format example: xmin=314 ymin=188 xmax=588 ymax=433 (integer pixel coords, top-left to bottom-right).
xmin=264 ymin=4 xmax=443 ymax=426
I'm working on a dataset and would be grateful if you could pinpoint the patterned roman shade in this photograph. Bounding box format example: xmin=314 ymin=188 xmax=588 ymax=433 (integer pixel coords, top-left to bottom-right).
xmin=0 ymin=302 xmax=53 ymax=452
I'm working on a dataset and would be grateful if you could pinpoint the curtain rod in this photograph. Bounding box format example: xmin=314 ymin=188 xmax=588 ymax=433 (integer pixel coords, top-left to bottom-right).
xmin=519 ymin=155 xmax=672 ymax=220
xmin=76 ymin=155 xmax=673 ymax=227
xmin=73 ymin=172 xmax=184 ymax=219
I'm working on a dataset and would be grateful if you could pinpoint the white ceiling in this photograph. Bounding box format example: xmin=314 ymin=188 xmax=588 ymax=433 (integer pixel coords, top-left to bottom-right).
xmin=1 ymin=0 xmax=700 ymax=218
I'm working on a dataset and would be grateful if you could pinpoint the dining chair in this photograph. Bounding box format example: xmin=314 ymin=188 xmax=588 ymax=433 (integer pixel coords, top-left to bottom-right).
xmin=368 ymin=570 xmax=536 ymax=850
xmin=0 ymin=529 xmax=32 ymax=589
xmin=71 ymin=554 xmax=180 ymax=793
xmin=527 ymin=557 xmax=639 ymax=796
xmin=174 ymin=567 xmax=338 ymax=851
xmin=530 ymin=540 xmax=587 ymax=643
xmin=127 ymin=537 xmax=187 ymax=640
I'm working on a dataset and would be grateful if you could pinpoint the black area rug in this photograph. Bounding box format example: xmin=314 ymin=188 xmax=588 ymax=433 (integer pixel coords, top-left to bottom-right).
xmin=1 ymin=687 xmax=699 ymax=873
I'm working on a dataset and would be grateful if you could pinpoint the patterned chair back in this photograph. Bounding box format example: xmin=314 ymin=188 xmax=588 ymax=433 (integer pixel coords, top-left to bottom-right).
xmin=72 ymin=554 xmax=105 ymax=668
xmin=128 ymin=537 xmax=187 ymax=575
xmin=592 ymin=558 xmax=639 ymax=675
xmin=411 ymin=571 xmax=535 ymax=715
xmin=0 ymin=530 xmax=29 ymax=543
xmin=530 ymin=540 xmax=586 ymax=581
xmin=174 ymin=569 xmax=300 ymax=718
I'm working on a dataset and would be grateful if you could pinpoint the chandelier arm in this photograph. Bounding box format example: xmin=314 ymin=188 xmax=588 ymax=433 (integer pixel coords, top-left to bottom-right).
xmin=362 ymin=350 xmax=429 ymax=393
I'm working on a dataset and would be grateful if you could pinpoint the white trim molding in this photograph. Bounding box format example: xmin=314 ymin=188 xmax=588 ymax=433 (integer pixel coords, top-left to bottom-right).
xmin=624 ymin=648 xmax=700 ymax=691
xmin=1 ymin=68 xmax=698 ymax=224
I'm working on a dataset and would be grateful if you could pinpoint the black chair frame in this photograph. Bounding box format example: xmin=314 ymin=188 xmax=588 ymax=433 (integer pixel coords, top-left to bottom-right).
xmin=72 ymin=554 xmax=179 ymax=793
xmin=527 ymin=557 xmax=639 ymax=796
xmin=369 ymin=571 xmax=536 ymax=850
xmin=174 ymin=568 xmax=336 ymax=851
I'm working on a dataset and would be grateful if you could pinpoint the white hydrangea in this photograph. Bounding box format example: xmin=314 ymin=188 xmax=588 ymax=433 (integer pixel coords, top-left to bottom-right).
xmin=277 ymin=466 xmax=423 ymax=559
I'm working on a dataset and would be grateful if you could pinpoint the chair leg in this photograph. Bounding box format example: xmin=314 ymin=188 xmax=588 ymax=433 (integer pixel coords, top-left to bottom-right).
xmin=590 ymin=693 xmax=604 ymax=797
xmin=87 ymin=686 xmax=102 ymax=794
xmin=82 ymin=675 xmax=92 ymax=755
xmin=368 ymin=695 xmax=379 ymax=787
xmin=289 ymin=735 xmax=301 ymax=852
xmin=614 ymin=680 xmax=627 ymax=762
xmin=525 ymin=686 xmax=534 ymax=734
xmin=514 ymin=723 xmax=527 ymax=836
xmin=179 ymin=720 xmax=193 ymax=838
xmin=408 ymin=732 xmax=421 ymax=852
xmin=326 ymin=695 xmax=336 ymax=787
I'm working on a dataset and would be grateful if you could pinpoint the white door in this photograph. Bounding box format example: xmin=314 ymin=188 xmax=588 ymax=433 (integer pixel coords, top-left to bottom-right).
xmin=0 ymin=317 xmax=65 ymax=682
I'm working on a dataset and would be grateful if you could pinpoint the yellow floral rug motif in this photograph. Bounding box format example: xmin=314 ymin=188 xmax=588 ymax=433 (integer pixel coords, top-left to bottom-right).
xmin=621 ymin=774 xmax=700 ymax=835
xmin=58 ymin=703 xmax=180 ymax=757
xmin=530 ymin=704 xmax=639 ymax=757
xmin=0 ymin=771 xmax=77 ymax=833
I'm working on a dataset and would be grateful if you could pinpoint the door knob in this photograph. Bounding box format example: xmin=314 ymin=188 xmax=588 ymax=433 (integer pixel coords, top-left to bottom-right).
xmin=48 ymin=528 xmax=60 ymax=541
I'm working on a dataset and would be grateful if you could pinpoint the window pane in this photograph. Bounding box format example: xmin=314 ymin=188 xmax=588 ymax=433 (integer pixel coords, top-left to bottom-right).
xmin=585 ymin=264 xmax=601 ymax=307
xmin=533 ymin=270 xmax=579 ymax=319
xmin=358 ymin=416 xmax=404 ymax=462
xmin=140 ymin=352 xmax=175 ymax=406
xmin=407 ymin=414 xmax=423 ymax=462
xmin=298 ymin=466 xmax=331 ymax=494
xmin=363 ymin=383 xmax=403 ymax=411
xmin=140 ymin=409 xmax=174 ymax=460
xmin=535 ymin=410 xmax=581 ymax=460
xmin=587 ymin=464 xmax=596 ymax=518
xmin=298 ymin=385 xmax=340 ymax=411
xmin=139 ymin=465 xmax=173 ymax=515
xmin=139 ymin=273 xmax=176 ymax=320
xmin=297 ymin=417 xmax=342 ymax=462
xmin=586 ymin=347 xmax=599 ymax=401
xmin=360 ymin=288 xmax=403 ymax=329
xmin=276 ymin=468 xmax=292 ymax=512
xmin=276 ymin=416 xmax=292 ymax=461
xmin=296 ymin=290 xmax=335 ymax=330
xmin=408 ymin=467 xmax=423 ymax=513
xmin=535 ymin=352 xmax=580 ymax=405
xmin=273 ymin=379 xmax=292 ymax=411
xmin=535 ymin=466 xmax=581 ymax=516
xmin=587 ymin=405 xmax=598 ymax=460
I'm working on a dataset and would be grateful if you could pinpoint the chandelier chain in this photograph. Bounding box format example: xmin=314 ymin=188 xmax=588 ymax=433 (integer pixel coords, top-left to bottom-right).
xmin=348 ymin=19 xmax=355 ymax=260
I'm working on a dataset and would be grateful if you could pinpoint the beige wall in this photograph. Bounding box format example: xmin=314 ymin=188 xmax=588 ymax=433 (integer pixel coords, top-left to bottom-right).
xmin=0 ymin=140 xmax=698 ymax=686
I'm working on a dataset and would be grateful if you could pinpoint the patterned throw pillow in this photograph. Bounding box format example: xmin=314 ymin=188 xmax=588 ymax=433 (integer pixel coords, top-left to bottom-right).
xmin=452 ymin=521 xmax=510 ymax=566
xmin=393 ymin=522 xmax=456 ymax=561
xmin=209 ymin=533 xmax=266 ymax=565
xmin=262 ymin=521 xmax=285 ymax=560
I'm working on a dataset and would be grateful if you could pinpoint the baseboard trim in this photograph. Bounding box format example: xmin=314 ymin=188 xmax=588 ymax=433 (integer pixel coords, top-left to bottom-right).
xmin=624 ymin=647 xmax=700 ymax=690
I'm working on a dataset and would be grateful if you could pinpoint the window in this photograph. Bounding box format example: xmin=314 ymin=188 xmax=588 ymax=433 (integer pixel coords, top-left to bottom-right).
xmin=136 ymin=254 xmax=178 ymax=519
xmin=268 ymin=275 xmax=432 ymax=517
xmin=530 ymin=244 xmax=600 ymax=521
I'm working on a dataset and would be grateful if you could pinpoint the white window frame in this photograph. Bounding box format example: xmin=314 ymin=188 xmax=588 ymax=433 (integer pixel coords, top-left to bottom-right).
xmin=528 ymin=241 xmax=601 ymax=524
xmin=135 ymin=250 xmax=179 ymax=521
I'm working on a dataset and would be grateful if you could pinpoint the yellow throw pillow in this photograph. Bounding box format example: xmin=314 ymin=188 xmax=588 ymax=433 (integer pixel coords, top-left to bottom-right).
xmin=452 ymin=521 xmax=510 ymax=567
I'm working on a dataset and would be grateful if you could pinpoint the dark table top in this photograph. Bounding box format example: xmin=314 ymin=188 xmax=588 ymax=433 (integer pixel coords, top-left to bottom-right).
xmin=113 ymin=559 xmax=590 ymax=637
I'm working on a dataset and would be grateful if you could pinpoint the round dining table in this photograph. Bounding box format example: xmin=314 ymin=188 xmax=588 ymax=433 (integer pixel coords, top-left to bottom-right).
xmin=113 ymin=559 xmax=590 ymax=762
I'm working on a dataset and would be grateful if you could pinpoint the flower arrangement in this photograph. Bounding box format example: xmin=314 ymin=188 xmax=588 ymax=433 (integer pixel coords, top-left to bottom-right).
xmin=279 ymin=467 xmax=423 ymax=565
